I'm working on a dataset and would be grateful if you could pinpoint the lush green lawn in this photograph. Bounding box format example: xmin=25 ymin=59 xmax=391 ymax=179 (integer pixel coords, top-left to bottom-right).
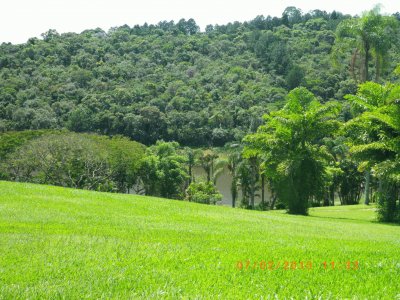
xmin=0 ymin=181 xmax=399 ymax=299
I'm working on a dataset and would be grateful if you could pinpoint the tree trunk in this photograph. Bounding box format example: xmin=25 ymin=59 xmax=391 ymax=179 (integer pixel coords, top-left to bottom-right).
xmin=362 ymin=44 xmax=370 ymax=82
xmin=210 ymin=161 xmax=214 ymax=183
xmin=324 ymin=192 xmax=330 ymax=206
xmin=250 ymin=184 xmax=255 ymax=209
xmin=375 ymin=55 xmax=381 ymax=82
xmin=270 ymin=193 xmax=277 ymax=210
xmin=364 ymin=51 xmax=369 ymax=82
xmin=350 ymin=48 xmax=359 ymax=81
xmin=380 ymin=181 xmax=398 ymax=222
xmin=188 ymin=165 xmax=192 ymax=185
xmin=387 ymin=184 xmax=397 ymax=222
xmin=261 ymin=174 xmax=265 ymax=207
xmin=370 ymin=183 xmax=374 ymax=203
xmin=378 ymin=177 xmax=382 ymax=201
xmin=364 ymin=170 xmax=371 ymax=205
xmin=330 ymin=185 xmax=335 ymax=206
xmin=231 ymin=178 xmax=237 ymax=208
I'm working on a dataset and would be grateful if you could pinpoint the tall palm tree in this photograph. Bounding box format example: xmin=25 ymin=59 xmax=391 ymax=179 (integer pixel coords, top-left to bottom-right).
xmin=223 ymin=143 xmax=242 ymax=208
xmin=334 ymin=6 xmax=398 ymax=83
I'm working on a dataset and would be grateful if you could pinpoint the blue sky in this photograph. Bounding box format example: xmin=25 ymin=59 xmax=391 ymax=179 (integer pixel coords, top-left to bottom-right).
xmin=1 ymin=0 xmax=399 ymax=44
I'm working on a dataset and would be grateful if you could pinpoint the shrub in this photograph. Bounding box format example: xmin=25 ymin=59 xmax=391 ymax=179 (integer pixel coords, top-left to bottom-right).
xmin=185 ymin=181 xmax=222 ymax=205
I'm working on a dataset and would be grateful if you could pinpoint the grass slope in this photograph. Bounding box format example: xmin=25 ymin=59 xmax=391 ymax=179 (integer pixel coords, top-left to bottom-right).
xmin=0 ymin=181 xmax=399 ymax=299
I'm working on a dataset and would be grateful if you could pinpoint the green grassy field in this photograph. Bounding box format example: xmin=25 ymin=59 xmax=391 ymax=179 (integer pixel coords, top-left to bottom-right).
xmin=0 ymin=181 xmax=399 ymax=299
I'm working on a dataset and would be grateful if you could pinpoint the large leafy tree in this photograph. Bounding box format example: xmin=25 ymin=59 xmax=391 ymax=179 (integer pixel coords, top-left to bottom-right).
xmin=345 ymin=81 xmax=397 ymax=204
xmin=344 ymin=82 xmax=400 ymax=222
xmin=2 ymin=132 xmax=145 ymax=192
xmin=139 ymin=141 xmax=188 ymax=199
xmin=244 ymin=87 xmax=340 ymax=215
xmin=334 ymin=9 xmax=399 ymax=205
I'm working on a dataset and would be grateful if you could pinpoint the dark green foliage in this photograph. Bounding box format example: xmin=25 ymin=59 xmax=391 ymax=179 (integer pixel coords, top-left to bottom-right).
xmin=253 ymin=30 xmax=291 ymax=75
xmin=244 ymin=87 xmax=341 ymax=215
xmin=275 ymin=202 xmax=286 ymax=210
xmin=2 ymin=8 xmax=396 ymax=147
xmin=88 ymin=135 xmax=146 ymax=193
xmin=67 ymin=106 xmax=94 ymax=132
xmin=1 ymin=132 xmax=145 ymax=192
xmin=138 ymin=141 xmax=188 ymax=199
xmin=286 ymin=65 xmax=305 ymax=90
xmin=185 ymin=181 xmax=222 ymax=205
xmin=376 ymin=182 xmax=399 ymax=223
xmin=237 ymin=156 xmax=260 ymax=210
xmin=336 ymin=160 xmax=364 ymax=205
xmin=0 ymin=129 xmax=64 ymax=162
xmin=344 ymin=82 xmax=400 ymax=223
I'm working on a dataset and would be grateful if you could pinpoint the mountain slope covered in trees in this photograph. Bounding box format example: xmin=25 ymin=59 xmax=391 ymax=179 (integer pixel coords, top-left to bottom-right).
xmin=1 ymin=8 xmax=398 ymax=146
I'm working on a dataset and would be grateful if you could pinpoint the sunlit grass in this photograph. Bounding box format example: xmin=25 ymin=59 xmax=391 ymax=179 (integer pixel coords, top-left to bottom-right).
xmin=309 ymin=203 xmax=377 ymax=222
xmin=0 ymin=181 xmax=399 ymax=299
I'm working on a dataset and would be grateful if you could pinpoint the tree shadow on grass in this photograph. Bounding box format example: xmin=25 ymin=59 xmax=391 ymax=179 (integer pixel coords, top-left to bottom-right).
xmin=308 ymin=214 xmax=400 ymax=226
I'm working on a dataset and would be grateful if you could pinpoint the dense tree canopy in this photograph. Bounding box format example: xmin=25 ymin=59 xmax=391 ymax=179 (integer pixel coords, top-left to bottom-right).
xmin=1 ymin=9 xmax=398 ymax=147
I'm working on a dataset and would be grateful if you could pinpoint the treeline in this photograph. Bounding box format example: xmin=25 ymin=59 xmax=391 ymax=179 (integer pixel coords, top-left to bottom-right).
xmin=1 ymin=80 xmax=400 ymax=223
xmin=0 ymin=131 xmax=223 ymax=204
xmin=1 ymin=7 xmax=399 ymax=147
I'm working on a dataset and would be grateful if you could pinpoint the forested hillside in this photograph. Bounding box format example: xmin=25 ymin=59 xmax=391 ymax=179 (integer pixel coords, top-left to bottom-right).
xmin=1 ymin=7 xmax=398 ymax=146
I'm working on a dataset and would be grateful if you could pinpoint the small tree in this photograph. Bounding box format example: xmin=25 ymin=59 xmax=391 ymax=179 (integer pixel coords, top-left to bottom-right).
xmin=198 ymin=149 xmax=226 ymax=185
xmin=225 ymin=143 xmax=242 ymax=208
xmin=237 ymin=155 xmax=260 ymax=210
xmin=198 ymin=149 xmax=219 ymax=182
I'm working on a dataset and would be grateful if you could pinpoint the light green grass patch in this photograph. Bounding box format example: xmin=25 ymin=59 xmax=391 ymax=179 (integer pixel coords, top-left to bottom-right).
xmin=0 ymin=181 xmax=399 ymax=299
